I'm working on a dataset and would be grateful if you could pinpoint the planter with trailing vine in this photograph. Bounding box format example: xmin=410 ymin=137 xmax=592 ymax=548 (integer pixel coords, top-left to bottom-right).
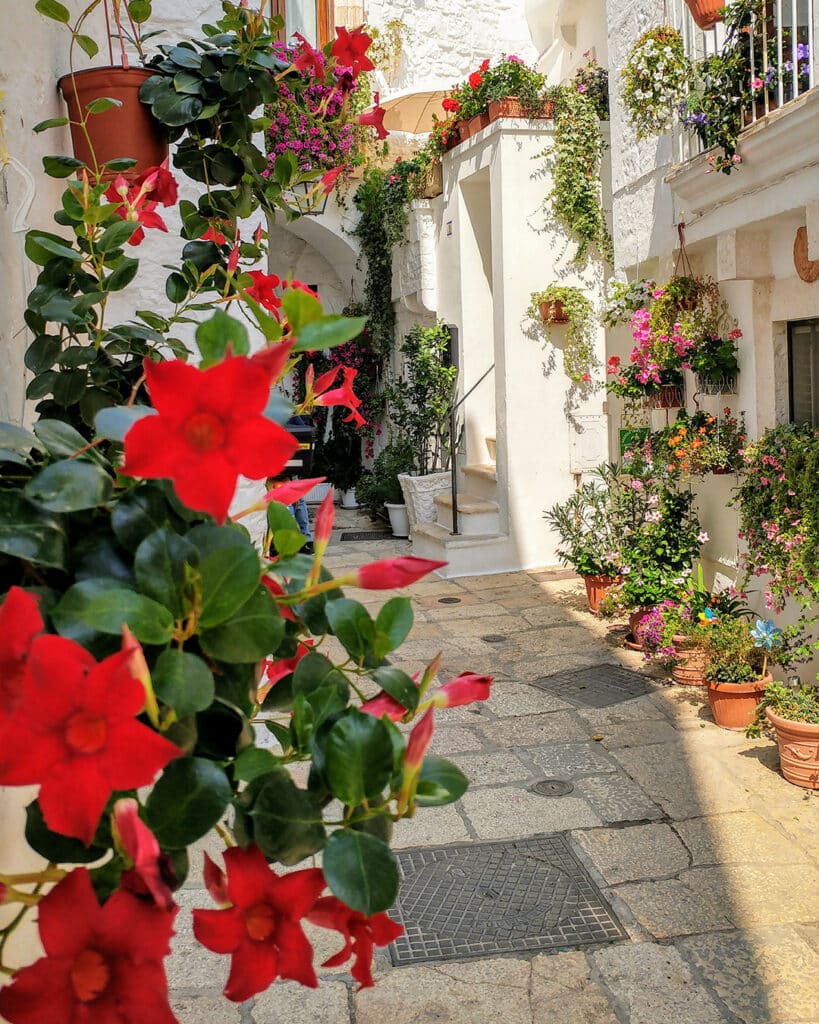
xmin=527 ymin=286 xmax=596 ymax=385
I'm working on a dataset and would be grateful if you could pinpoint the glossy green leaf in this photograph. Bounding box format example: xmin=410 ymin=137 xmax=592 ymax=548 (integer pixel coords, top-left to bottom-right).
xmin=165 ymin=271 xmax=189 ymax=304
xmin=198 ymin=544 xmax=260 ymax=628
xmin=34 ymin=419 xmax=97 ymax=460
xmin=127 ymin=0 xmax=151 ymax=23
xmin=35 ymin=0 xmax=70 ymax=22
xmin=232 ymin=746 xmax=279 ymax=782
xmin=110 ymin=487 xmax=171 ymax=551
xmin=95 ymin=404 xmax=156 ymax=442
xmin=86 ymin=96 xmax=123 ymax=115
xmin=32 ymin=117 xmax=70 ymax=133
xmin=415 ymin=756 xmax=469 ymax=806
xmin=293 ymin=315 xmax=368 ymax=353
xmin=145 ymin=757 xmax=231 ymax=848
xmin=98 ymin=220 xmax=138 ymax=252
xmin=369 ymin=666 xmax=418 ymax=714
xmin=199 ymin=586 xmax=283 ymax=662
xmin=25 ymin=230 xmax=81 ymax=263
xmin=325 ymin=598 xmax=375 ymax=661
xmin=102 ymin=157 xmax=138 ymax=172
xmin=0 ymin=422 xmax=43 ymax=454
xmin=292 ymin=652 xmax=349 ymax=702
xmin=281 ymin=286 xmax=322 ymax=333
xmin=133 ymin=526 xmax=196 ymax=616
xmin=243 ymin=767 xmax=325 ymax=864
xmin=26 ymin=800 xmax=109 ymax=864
xmin=24 ymin=459 xmax=112 ymax=512
xmin=52 ymin=579 xmax=174 ymax=644
xmin=0 ymin=491 xmax=67 ymax=569
xmin=24 ymin=334 xmax=62 ymax=374
xmin=151 ymin=88 xmax=204 ymax=126
xmin=374 ymin=597 xmax=413 ymax=659
xmin=186 ymin=522 xmax=250 ymax=557
xmin=195 ymin=310 xmax=249 ymax=366
xmin=324 ymin=709 xmax=393 ymax=806
xmin=42 ymin=155 xmax=84 ymax=178
xmin=322 ymin=829 xmax=399 ymax=915
xmin=153 ymin=649 xmax=215 ymax=718
xmin=75 ymin=33 xmax=99 ymax=58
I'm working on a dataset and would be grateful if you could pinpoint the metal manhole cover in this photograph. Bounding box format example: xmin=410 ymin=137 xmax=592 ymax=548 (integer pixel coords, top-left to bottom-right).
xmin=339 ymin=530 xmax=391 ymax=541
xmin=531 ymin=779 xmax=574 ymax=797
xmin=481 ymin=634 xmax=508 ymax=644
xmin=438 ymin=597 xmax=462 ymax=604
xmin=388 ymin=834 xmax=626 ymax=965
xmin=531 ymin=665 xmax=652 ymax=708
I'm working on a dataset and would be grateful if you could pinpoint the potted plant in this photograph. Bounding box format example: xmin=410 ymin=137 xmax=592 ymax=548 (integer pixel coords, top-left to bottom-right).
xmin=704 ymin=617 xmax=779 ymax=729
xmin=657 ymin=409 xmax=746 ymax=475
xmin=572 ymin=52 xmax=610 ymax=121
xmin=543 ymin=466 xmax=624 ymax=613
xmin=685 ymin=0 xmax=725 ymax=30
xmin=356 ymin=439 xmax=415 ymax=536
xmin=317 ymin=419 xmax=363 ymax=508
xmin=621 ymin=26 xmax=690 ymax=138
xmin=601 ymin=278 xmax=655 ymax=328
xmin=747 ymin=681 xmax=819 ymax=789
xmin=527 ymin=286 xmax=597 ymax=384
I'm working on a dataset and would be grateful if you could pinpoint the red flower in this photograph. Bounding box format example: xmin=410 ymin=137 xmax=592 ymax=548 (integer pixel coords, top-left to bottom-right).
xmin=0 ymin=637 xmax=180 ymax=844
xmin=430 ymin=672 xmax=493 ymax=709
xmin=358 ymin=92 xmax=389 ymax=140
xmin=360 ymin=689 xmax=412 ymax=722
xmin=479 ymin=58 xmax=491 ymax=72
xmin=104 ymin=168 xmax=177 ymax=246
xmin=331 ymin=25 xmax=375 ymax=76
xmin=581 ymin=372 xmax=591 ymax=383
xmin=313 ymin=488 xmax=336 ymax=551
xmin=261 ymin=577 xmax=296 ymax=620
xmin=314 ymin=366 xmax=365 ymax=425
xmin=192 ymin=846 xmax=325 ymax=1002
xmin=320 ymin=165 xmax=345 ymax=194
xmin=307 ymin=897 xmax=403 ymax=989
xmin=397 ymin=709 xmax=434 ymax=812
xmin=292 ymin=32 xmax=325 ymax=76
xmin=0 ymin=587 xmax=43 ymax=726
xmin=227 ymin=237 xmax=241 ymax=273
xmin=201 ymin=225 xmax=228 ymax=245
xmin=258 ymin=640 xmax=314 ymax=702
xmin=0 ymin=868 xmax=178 ymax=1024
xmin=122 ymin=355 xmax=299 ymax=523
xmin=468 ymin=71 xmax=483 ymax=89
xmin=112 ymin=798 xmax=176 ymax=912
xmin=135 ymin=164 xmax=178 ymax=207
xmin=264 ymin=476 xmax=326 ymax=507
xmin=353 ymin=556 xmax=447 ymax=590
xmin=442 ymin=96 xmax=460 ymax=113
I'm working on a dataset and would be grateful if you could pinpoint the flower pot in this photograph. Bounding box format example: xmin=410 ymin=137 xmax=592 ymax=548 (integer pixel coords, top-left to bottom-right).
xmin=398 ymin=472 xmax=451 ymax=529
xmin=670 ymin=637 xmax=708 ymax=687
xmin=58 ymin=67 xmax=168 ymax=181
xmin=627 ymin=608 xmax=654 ymax=650
xmin=765 ymin=707 xmax=819 ymax=789
xmin=487 ymin=97 xmax=555 ymax=121
xmin=707 ymin=674 xmax=772 ymax=730
xmin=340 ymin=487 xmax=359 ymax=509
xmin=646 ymin=384 xmax=685 ymax=409
xmin=685 ymin=0 xmax=724 ymax=30
xmin=465 ymin=112 xmax=490 ymax=137
xmin=384 ymin=502 xmax=409 ymax=538
xmin=539 ymin=300 xmax=569 ymax=324
xmin=442 ymin=125 xmax=461 ymax=151
xmin=582 ymin=574 xmax=619 ymax=614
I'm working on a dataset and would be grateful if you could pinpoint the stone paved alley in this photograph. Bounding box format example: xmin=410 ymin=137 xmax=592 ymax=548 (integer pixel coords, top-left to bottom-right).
xmin=169 ymin=512 xmax=819 ymax=1024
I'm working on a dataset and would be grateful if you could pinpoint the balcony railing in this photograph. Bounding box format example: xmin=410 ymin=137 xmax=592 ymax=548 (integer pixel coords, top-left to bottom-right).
xmin=671 ymin=0 xmax=818 ymax=164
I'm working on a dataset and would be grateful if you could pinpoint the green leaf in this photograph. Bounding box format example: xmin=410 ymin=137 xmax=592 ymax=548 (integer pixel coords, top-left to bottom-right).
xmin=32 ymin=117 xmax=70 ymax=133
xmin=232 ymin=746 xmax=279 ymax=782
xmin=281 ymin=287 xmax=322 ymax=333
xmin=293 ymin=315 xmax=368 ymax=353
xmin=133 ymin=526 xmax=196 ymax=617
xmin=42 ymin=155 xmax=84 ymax=178
xmin=34 ymin=419 xmax=96 ymax=459
xmin=94 ymin=404 xmax=156 ymax=442
xmin=165 ymin=271 xmax=189 ymax=304
xmin=26 ymin=800 xmax=109 ymax=864
xmin=26 ymin=230 xmax=81 ymax=263
xmin=25 ymin=459 xmax=113 ymax=512
xmin=325 ymin=598 xmax=375 ymax=661
xmin=186 ymin=522 xmax=249 ymax=557
xmin=24 ymin=335 xmax=62 ymax=374
xmin=151 ymin=88 xmax=204 ymax=126
xmin=173 ymin=70 xmax=204 ymax=95
xmin=168 ymin=45 xmax=203 ymax=69
xmin=52 ymin=579 xmax=174 ymax=645
xmin=0 ymin=491 xmax=67 ymax=568
xmin=325 ymin=709 xmax=393 ymax=805
xmin=272 ymin=152 xmax=296 ymax=187
xmin=369 ymin=667 xmax=418 ymax=713
xmin=199 ymin=586 xmax=284 ymax=662
xmin=0 ymin=422 xmax=43 ymax=454
xmin=374 ymin=598 xmax=413 ymax=659
xmin=198 ymin=544 xmax=260 ymax=628
xmin=102 ymin=157 xmax=138 ymax=172
xmin=127 ymin=0 xmax=151 ymax=23
xmin=86 ymin=96 xmax=123 ymax=115
xmin=110 ymin=487 xmax=171 ymax=551
xmin=322 ymin=829 xmax=399 ymax=915
xmin=292 ymin=652 xmax=349 ymax=702
xmin=75 ymin=33 xmax=99 ymax=58
xmin=195 ymin=310 xmax=249 ymax=366
xmin=35 ymin=0 xmax=70 ymax=22
xmin=153 ymin=649 xmax=215 ymax=718
xmin=243 ymin=767 xmax=325 ymax=864
xmin=415 ymin=756 xmax=469 ymax=806
xmin=98 ymin=220 xmax=137 ymax=252
xmin=145 ymin=757 xmax=231 ymax=848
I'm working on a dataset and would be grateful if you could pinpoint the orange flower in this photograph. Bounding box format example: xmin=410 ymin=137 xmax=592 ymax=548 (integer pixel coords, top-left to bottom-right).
xmin=674 ymin=449 xmax=686 ymax=458
xmin=691 ymin=439 xmax=703 ymax=449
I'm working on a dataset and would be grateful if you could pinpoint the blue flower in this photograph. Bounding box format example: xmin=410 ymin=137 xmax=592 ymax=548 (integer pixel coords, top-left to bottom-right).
xmin=750 ymin=618 xmax=783 ymax=650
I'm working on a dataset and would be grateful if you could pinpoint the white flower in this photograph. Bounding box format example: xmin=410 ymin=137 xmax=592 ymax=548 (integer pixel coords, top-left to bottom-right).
xmin=697 ymin=531 xmax=709 ymax=543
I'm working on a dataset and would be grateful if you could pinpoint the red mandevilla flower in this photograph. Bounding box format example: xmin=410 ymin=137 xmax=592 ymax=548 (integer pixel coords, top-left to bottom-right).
xmin=331 ymin=25 xmax=375 ymax=76
xmin=112 ymin=799 xmax=176 ymax=912
xmin=122 ymin=354 xmax=299 ymax=523
xmin=258 ymin=640 xmax=314 ymax=702
xmin=430 ymin=672 xmax=493 ymax=708
xmin=245 ymin=270 xmax=283 ymax=315
xmin=358 ymin=92 xmax=389 ymax=140
xmin=104 ymin=165 xmax=178 ymax=246
xmin=292 ymin=32 xmax=324 ymax=76
xmin=192 ymin=846 xmax=325 ymax=1002
xmin=0 ymin=868 xmax=178 ymax=1024
xmin=0 ymin=635 xmax=180 ymax=845
xmin=353 ymin=556 xmax=447 ymax=590
xmin=307 ymin=896 xmax=404 ymax=989
xmin=0 ymin=588 xmax=43 ymax=760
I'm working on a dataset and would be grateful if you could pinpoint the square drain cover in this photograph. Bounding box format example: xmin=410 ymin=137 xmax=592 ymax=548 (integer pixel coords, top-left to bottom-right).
xmin=339 ymin=530 xmax=391 ymax=541
xmin=389 ymin=834 xmax=626 ymax=965
xmin=531 ymin=664 xmax=652 ymax=707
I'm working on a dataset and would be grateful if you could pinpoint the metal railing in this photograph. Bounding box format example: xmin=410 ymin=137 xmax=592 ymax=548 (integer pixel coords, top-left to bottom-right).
xmin=671 ymin=0 xmax=818 ymax=164
xmin=448 ymin=363 xmax=494 ymax=535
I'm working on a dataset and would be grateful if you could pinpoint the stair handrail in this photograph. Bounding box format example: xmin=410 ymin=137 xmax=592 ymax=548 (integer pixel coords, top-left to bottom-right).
xmin=448 ymin=363 xmax=495 ymax=535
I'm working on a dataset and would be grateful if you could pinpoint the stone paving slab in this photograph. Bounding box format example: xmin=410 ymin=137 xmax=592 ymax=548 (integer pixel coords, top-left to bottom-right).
xmin=481 ymin=680 xmax=574 ymax=716
xmin=612 ymin=877 xmax=735 ymax=938
xmin=530 ymin=952 xmax=620 ymax=1024
xmin=459 ymin=785 xmax=602 ymax=838
xmin=684 ymin=863 xmax=819 ymax=929
xmin=170 ymin=996 xmax=243 ymax=1023
xmin=674 ymin=811 xmax=812 ymax=866
xmin=528 ymin=741 xmax=620 ymax=778
xmin=252 ymin=980 xmax=351 ymax=1024
xmin=478 ymin=711 xmax=593 ymax=748
xmin=572 ymin=773 xmax=664 ymax=824
xmin=450 ymin=748 xmax=534 ymax=785
xmin=573 ymin=824 xmax=690 ymax=885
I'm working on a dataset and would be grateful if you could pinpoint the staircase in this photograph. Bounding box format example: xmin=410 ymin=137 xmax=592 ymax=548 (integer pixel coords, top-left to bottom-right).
xmin=411 ymin=436 xmax=515 ymax=577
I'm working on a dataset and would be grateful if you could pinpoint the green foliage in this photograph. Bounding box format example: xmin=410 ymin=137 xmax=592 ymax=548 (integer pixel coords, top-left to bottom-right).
xmin=704 ymin=615 xmax=765 ymax=683
xmin=352 ymin=168 xmax=400 ymax=357
xmin=543 ymin=465 xmax=624 ymax=577
xmin=621 ymin=25 xmax=690 ymax=138
xmin=747 ymin=681 xmax=819 ymax=737
xmin=527 ymin=285 xmax=596 ymax=383
xmin=355 ymin=439 xmax=415 ymax=519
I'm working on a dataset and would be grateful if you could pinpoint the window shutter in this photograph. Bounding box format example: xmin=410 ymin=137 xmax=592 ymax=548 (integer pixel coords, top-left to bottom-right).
xmin=790 ymin=320 xmax=819 ymax=427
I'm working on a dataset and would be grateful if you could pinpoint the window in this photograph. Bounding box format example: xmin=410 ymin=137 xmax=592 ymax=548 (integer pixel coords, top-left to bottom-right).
xmin=271 ymin=0 xmax=365 ymax=47
xmin=788 ymin=318 xmax=819 ymax=426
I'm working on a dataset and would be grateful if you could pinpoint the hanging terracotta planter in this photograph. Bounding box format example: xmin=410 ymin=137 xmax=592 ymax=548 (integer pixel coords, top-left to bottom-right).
xmin=707 ymin=675 xmax=772 ymax=730
xmin=59 ymin=67 xmax=168 ymax=180
xmin=765 ymin=708 xmax=819 ymax=789
xmin=582 ymin=575 xmax=619 ymax=615
xmin=539 ymin=300 xmax=569 ymax=324
xmin=646 ymin=383 xmax=685 ymax=409
xmin=684 ymin=0 xmax=724 ymax=30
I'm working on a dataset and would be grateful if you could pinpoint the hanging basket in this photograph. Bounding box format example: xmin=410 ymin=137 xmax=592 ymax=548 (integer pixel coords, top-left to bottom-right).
xmin=58 ymin=67 xmax=168 ymax=181
xmin=539 ymin=300 xmax=570 ymax=324
xmin=694 ymin=373 xmax=737 ymax=396
xmin=684 ymin=0 xmax=725 ymax=30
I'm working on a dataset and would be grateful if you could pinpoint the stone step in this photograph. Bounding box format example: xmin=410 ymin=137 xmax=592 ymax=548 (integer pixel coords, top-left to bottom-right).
xmin=462 ymin=463 xmax=497 ymax=500
xmin=410 ymin=523 xmax=514 ymax=578
xmin=434 ymin=492 xmax=500 ymax=535
xmin=485 ymin=435 xmax=497 ymax=461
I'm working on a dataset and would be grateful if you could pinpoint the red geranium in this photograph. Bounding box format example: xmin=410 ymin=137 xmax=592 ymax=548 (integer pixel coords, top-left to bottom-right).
xmin=123 ymin=354 xmax=299 ymax=523
xmin=330 ymin=25 xmax=375 ymax=76
xmin=0 ymin=636 xmax=180 ymax=844
xmin=193 ymin=846 xmax=325 ymax=1002
xmin=468 ymin=71 xmax=483 ymax=89
xmin=245 ymin=270 xmax=283 ymax=315
xmin=0 ymin=868 xmax=178 ymax=1024
xmin=442 ymin=96 xmax=460 ymax=113
xmin=307 ymin=896 xmax=403 ymax=989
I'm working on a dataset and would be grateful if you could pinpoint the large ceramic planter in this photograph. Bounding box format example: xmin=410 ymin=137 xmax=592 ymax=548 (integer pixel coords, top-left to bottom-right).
xmin=671 ymin=637 xmax=708 ymax=687
xmin=58 ymin=67 xmax=168 ymax=180
xmin=707 ymin=675 xmax=772 ymax=730
xmin=340 ymin=487 xmax=359 ymax=509
xmin=385 ymin=502 xmax=409 ymax=539
xmin=765 ymin=707 xmax=819 ymax=790
xmin=582 ymin=574 xmax=618 ymax=615
xmin=398 ymin=472 xmax=451 ymax=529
xmin=685 ymin=0 xmax=724 ymax=30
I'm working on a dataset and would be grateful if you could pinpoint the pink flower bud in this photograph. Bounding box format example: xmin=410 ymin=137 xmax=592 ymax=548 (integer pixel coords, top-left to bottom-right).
xmin=353 ymin=556 xmax=447 ymax=590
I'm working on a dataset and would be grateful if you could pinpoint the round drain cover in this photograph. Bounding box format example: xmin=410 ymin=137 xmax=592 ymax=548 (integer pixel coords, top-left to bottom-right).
xmin=481 ymin=634 xmax=507 ymax=644
xmin=531 ymin=779 xmax=574 ymax=798
xmin=438 ymin=597 xmax=462 ymax=604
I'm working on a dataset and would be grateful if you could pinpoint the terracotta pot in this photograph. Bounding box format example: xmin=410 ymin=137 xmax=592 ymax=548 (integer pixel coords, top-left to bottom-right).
xmin=646 ymin=384 xmax=684 ymax=409
xmin=466 ymin=112 xmax=490 ymax=137
xmin=582 ymin=574 xmax=619 ymax=615
xmin=58 ymin=67 xmax=168 ymax=180
xmin=707 ymin=674 xmax=772 ymax=730
xmin=487 ymin=97 xmax=555 ymax=121
xmin=627 ymin=608 xmax=654 ymax=650
xmin=671 ymin=637 xmax=708 ymax=687
xmin=539 ymin=300 xmax=569 ymax=324
xmin=685 ymin=0 xmax=724 ymax=30
xmin=765 ymin=707 xmax=819 ymax=789
xmin=442 ymin=125 xmax=461 ymax=151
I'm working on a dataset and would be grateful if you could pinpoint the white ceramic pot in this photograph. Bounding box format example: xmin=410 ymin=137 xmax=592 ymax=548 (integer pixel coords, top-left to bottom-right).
xmin=384 ymin=502 xmax=410 ymax=538
xmin=303 ymin=481 xmax=333 ymax=505
xmin=340 ymin=487 xmax=359 ymax=509
xmin=398 ymin=471 xmax=451 ymax=528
